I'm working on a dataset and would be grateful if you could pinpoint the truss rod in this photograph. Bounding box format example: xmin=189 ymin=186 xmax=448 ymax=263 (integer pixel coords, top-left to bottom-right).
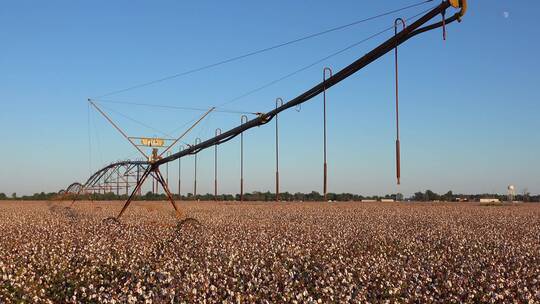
xmin=89 ymin=100 xmax=148 ymax=158
xmin=159 ymin=107 xmax=215 ymax=157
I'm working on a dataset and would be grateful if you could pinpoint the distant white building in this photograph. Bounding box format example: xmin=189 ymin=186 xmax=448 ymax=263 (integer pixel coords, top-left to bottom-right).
xmin=361 ymin=199 xmax=377 ymax=203
xmin=380 ymin=199 xmax=395 ymax=203
xmin=480 ymin=198 xmax=500 ymax=203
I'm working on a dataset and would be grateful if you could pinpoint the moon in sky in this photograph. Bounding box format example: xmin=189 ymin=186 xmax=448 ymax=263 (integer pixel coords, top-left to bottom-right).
xmin=503 ymin=11 xmax=510 ymax=19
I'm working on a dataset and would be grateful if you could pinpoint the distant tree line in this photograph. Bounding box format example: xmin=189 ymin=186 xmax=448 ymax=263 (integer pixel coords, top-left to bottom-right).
xmin=0 ymin=191 xmax=370 ymax=202
xmin=0 ymin=190 xmax=538 ymax=202
xmin=0 ymin=192 xmax=59 ymax=201
xmin=411 ymin=190 xmax=539 ymax=202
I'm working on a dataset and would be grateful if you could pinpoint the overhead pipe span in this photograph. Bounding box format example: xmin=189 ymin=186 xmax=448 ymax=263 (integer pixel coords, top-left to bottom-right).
xmin=73 ymin=0 xmax=466 ymax=189
xmin=156 ymin=1 xmax=464 ymax=167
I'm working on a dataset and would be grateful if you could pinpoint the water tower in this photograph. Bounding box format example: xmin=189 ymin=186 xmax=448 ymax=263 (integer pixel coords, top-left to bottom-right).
xmin=507 ymin=185 xmax=516 ymax=202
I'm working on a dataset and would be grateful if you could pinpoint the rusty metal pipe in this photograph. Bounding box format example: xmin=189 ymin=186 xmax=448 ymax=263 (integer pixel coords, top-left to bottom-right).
xmin=214 ymin=128 xmax=222 ymax=201
xmin=116 ymin=169 xmax=120 ymax=196
xmin=125 ymin=165 xmax=128 ymax=196
xmin=178 ymin=145 xmax=183 ymax=198
xmin=394 ymin=18 xmax=406 ymax=185
xmin=275 ymin=98 xmax=283 ymax=202
xmin=323 ymin=67 xmax=332 ymax=201
xmin=166 ymin=151 xmax=170 ymax=187
xmin=240 ymin=115 xmax=248 ymax=202
xmin=194 ymin=138 xmax=201 ymax=200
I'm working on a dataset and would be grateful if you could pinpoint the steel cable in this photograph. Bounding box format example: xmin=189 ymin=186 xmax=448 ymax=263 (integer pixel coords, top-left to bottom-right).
xmin=93 ymin=0 xmax=434 ymax=98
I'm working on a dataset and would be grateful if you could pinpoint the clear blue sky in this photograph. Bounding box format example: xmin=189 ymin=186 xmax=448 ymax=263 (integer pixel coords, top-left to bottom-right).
xmin=1 ymin=0 xmax=539 ymax=196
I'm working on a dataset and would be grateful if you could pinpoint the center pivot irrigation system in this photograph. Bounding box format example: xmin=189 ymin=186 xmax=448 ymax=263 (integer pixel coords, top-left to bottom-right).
xmin=67 ymin=0 xmax=467 ymax=219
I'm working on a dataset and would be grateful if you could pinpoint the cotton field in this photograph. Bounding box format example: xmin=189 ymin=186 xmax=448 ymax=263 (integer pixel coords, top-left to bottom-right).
xmin=0 ymin=201 xmax=539 ymax=303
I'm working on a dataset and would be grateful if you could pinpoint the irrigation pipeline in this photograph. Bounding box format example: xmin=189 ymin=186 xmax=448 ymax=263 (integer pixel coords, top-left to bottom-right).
xmin=156 ymin=1 xmax=465 ymax=166
xmin=80 ymin=0 xmax=466 ymax=188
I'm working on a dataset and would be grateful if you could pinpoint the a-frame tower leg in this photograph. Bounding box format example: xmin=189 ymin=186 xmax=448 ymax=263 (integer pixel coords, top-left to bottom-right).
xmin=116 ymin=165 xmax=182 ymax=219
xmin=154 ymin=167 xmax=182 ymax=218
xmin=117 ymin=166 xmax=152 ymax=219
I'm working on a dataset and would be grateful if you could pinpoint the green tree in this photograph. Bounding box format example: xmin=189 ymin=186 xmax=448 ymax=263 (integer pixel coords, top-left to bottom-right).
xmin=294 ymin=192 xmax=305 ymax=201
xmin=425 ymin=190 xmax=440 ymax=201
xmin=442 ymin=191 xmax=453 ymax=201
xmin=413 ymin=192 xmax=424 ymax=201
